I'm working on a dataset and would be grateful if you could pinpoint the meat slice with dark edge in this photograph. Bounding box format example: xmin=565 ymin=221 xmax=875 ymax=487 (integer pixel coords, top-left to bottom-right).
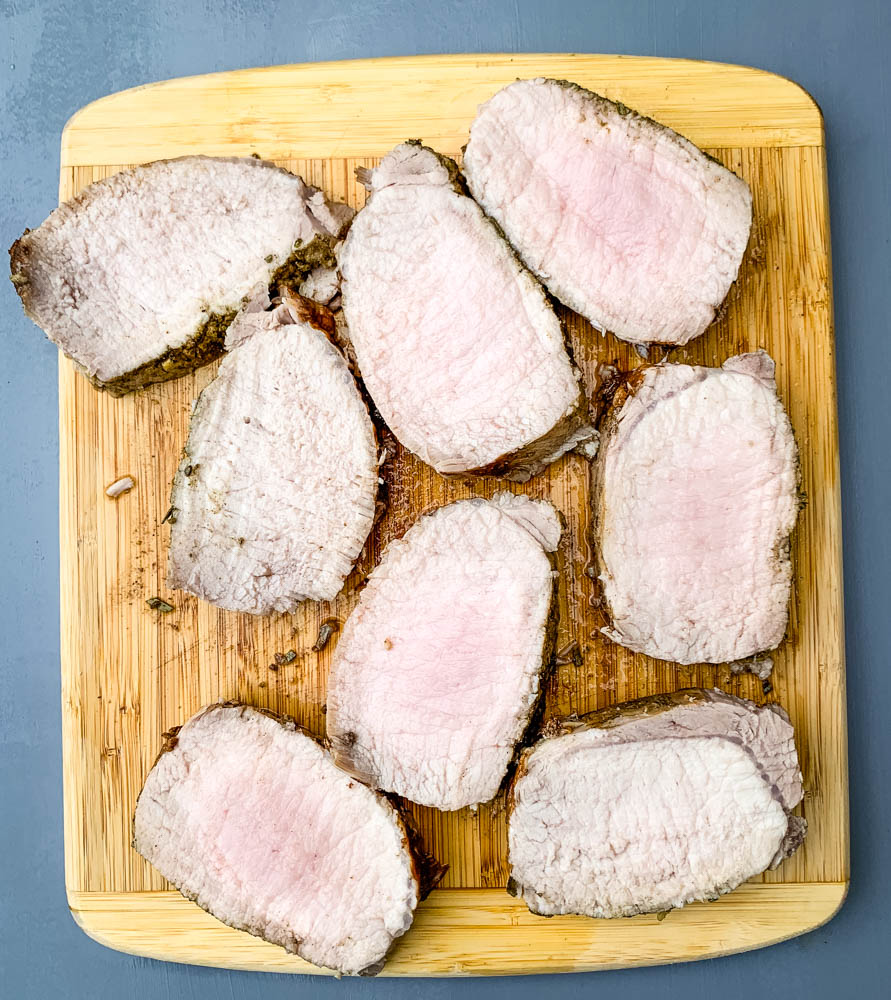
xmin=593 ymin=351 xmax=799 ymax=664
xmin=463 ymin=78 xmax=753 ymax=346
xmin=167 ymin=290 xmax=377 ymax=613
xmin=508 ymin=689 xmax=806 ymax=918
xmin=327 ymin=494 xmax=562 ymax=810
xmin=9 ymin=156 xmax=353 ymax=394
xmin=339 ymin=142 xmax=595 ymax=481
xmin=133 ymin=704 xmax=431 ymax=975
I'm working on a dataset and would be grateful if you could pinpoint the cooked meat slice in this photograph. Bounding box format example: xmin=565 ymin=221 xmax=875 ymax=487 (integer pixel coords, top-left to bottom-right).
xmin=9 ymin=156 xmax=353 ymax=394
xmin=464 ymin=79 xmax=753 ymax=346
xmin=133 ymin=704 xmax=419 ymax=975
xmin=594 ymin=351 xmax=799 ymax=664
xmin=327 ymin=494 xmax=562 ymax=810
xmin=167 ymin=291 xmax=376 ymax=613
xmin=509 ymin=690 xmax=805 ymax=918
xmin=512 ymin=737 xmax=786 ymax=918
xmin=339 ymin=142 xmax=595 ymax=481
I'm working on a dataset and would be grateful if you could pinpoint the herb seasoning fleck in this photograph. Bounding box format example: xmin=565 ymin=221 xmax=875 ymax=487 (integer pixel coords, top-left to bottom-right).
xmin=312 ymin=621 xmax=339 ymax=652
xmin=146 ymin=597 xmax=174 ymax=613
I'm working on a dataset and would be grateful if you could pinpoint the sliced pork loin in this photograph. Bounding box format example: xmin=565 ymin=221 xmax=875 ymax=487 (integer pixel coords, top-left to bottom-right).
xmin=327 ymin=494 xmax=562 ymax=810
xmin=9 ymin=156 xmax=353 ymax=394
xmin=339 ymin=142 xmax=595 ymax=481
xmin=167 ymin=290 xmax=376 ymax=613
xmin=594 ymin=351 xmax=799 ymax=664
xmin=464 ymin=79 xmax=753 ymax=346
xmin=508 ymin=689 xmax=806 ymax=919
xmin=133 ymin=704 xmax=421 ymax=975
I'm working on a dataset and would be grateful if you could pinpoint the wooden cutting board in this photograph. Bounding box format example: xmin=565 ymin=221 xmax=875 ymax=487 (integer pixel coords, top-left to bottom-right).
xmin=58 ymin=53 xmax=848 ymax=976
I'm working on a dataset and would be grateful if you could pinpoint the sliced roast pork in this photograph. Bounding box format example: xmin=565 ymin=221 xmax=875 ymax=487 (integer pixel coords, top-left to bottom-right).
xmin=327 ymin=494 xmax=562 ymax=810
xmin=594 ymin=351 xmax=799 ymax=664
xmin=167 ymin=291 xmax=376 ymax=613
xmin=133 ymin=704 xmax=421 ymax=975
xmin=463 ymin=79 xmax=753 ymax=346
xmin=339 ymin=142 xmax=594 ymax=481
xmin=9 ymin=156 xmax=353 ymax=394
xmin=508 ymin=689 xmax=806 ymax=918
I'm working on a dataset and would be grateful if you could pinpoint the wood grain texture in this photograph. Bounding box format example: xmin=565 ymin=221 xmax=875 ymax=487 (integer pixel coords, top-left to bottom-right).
xmin=57 ymin=54 xmax=847 ymax=975
xmin=68 ymin=884 xmax=847 ymax=977
xmin=60 ymin=53 xmax=824 ymax=166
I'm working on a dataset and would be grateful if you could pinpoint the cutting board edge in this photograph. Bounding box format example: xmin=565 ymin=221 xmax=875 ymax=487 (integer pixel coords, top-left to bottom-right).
xmin=66 ymin=883 xmax=849 ymax=977
xmin=57 ymin=53 xmax=824 ymax=167
xmin=55 ymin=54 xmax=849 ymax=976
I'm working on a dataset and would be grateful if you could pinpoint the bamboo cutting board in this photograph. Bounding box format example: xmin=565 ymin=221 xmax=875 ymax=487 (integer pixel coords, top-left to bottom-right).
xmin=58 ymin=54 xmax=848 ymax=976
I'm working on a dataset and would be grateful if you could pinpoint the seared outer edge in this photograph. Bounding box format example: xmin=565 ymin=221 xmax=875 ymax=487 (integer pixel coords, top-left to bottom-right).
xmin=549 ymin=79 xmax=750 ymax=196
xmin=456 ymin=390 xmax=595 ymax=482
xmin=538 ymin=688 xmax=713 ymax=740
xmin=389 ymin=799 xmax=449 ymax=899
xmin=56 ymin=237 xmax=335 ymax=397
xmin=278 ymin=288 xmax=337 ymax=337
xmin=86 ymin=308 xmax=236 ymax=396
xmin=270 ymin=234 xmax=339 ymax=293
xmin=481 ymin=528 xmax=563 ymax=802
xmin=586 ymin=362 xmax=655 ymax=640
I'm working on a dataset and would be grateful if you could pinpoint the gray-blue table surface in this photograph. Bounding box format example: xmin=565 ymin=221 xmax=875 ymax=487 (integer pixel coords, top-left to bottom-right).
xmin=2 ymin=1 xmax=888 ymax=996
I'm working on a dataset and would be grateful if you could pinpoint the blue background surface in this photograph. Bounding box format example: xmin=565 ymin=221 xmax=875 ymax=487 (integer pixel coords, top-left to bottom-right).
xmin=1 ymin=1 xmax=889 ymax=996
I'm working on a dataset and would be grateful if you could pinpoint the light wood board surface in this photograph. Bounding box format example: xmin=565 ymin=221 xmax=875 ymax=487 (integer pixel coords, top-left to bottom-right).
xmin=57 ymin=53 xmax=847 ymax=976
